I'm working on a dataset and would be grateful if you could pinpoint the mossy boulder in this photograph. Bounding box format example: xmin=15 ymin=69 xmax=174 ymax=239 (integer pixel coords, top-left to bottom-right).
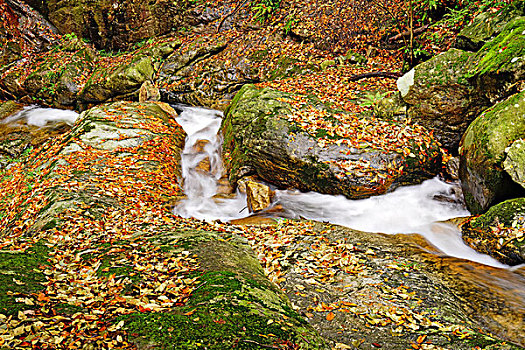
xmin=465 ymin=16 xmax=525 ymax=103
xmin=77 ymin=39 xmax=179 ymax=108
xmin=400 ymin=14 xmax=525 ymax=151
xmin=21 ymin=43 xmax=96 ymax=108
xmin=398 ymin=49 xmax=483 ymax=150
xmin=459 ymin=91 xmax=525 ymax=214
xmin=462 ymin=198 xmax=525 ymax=265
xmin=1 ymin=36 xmax=179 ymax=110
xmin=455 ymin=1 xmax=525 ymax=51
xmin=118 ymin=230 xmax=327 ymax=349
xmin=222 ymin=84 xmax=442 ymax=199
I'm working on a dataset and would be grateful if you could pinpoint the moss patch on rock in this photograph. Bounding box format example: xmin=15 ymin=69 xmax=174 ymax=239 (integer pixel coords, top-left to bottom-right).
xmin=459 ymin=90 xmax=525 ymax=213
xmin=462 ymin=198 xmax=525 ymax=265
xmin=0 ymin=241 xmax=50 ymax=316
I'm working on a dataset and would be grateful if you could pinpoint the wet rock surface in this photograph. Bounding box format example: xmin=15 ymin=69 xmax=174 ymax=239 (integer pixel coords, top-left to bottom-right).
xmin=462 ymin=198 xmax=525 ymax=265
xmin=222 ymin=84 xmax=442 ymax=199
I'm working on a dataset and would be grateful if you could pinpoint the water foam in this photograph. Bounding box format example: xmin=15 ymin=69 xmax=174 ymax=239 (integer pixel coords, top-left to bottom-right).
xmin=2 ymin=106 xmax=79 ymax=127
xmin=173 ymin=106 xmax=247 ymax=221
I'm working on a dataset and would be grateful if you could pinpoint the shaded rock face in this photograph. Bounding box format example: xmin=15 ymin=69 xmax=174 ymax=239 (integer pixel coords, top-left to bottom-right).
xmin=459 ymin=91 xmax=525 ymax=214
xmin=0 ymin=0 xmax=58 ymax=68
xmin=38 ymin=0 xmax=184 ymax=51
xmin=222 ymin=85 xmax=442 ymax=199
xmin=462 ymin=198 xmax=525 ymax=265
xmin=400 ymin=11 xmax=525 ymax=151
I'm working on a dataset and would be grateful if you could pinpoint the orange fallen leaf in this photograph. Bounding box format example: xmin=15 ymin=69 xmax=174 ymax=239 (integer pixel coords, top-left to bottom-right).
xmin=326 ymin=311 xmax=335 ymax=321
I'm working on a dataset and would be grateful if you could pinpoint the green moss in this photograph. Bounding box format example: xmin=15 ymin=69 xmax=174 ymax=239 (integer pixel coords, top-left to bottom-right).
xmin=467 ymin=17 xmax=525 ymax=77
xmin=116 ymin=271 xmax=322 ymax=350
xmin=470 ymin=198 xmax=525 ymax=229
xmin=0 ymin=241 xmax=50 ymax=316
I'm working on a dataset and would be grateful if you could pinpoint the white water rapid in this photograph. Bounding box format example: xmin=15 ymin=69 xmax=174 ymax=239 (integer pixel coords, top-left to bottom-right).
xmin=2 ymin=105 xmax=79 ymax=126
xmin=174 ymin=107 xmax=248 ymax=221
xmin=174 ymin=106 xmax=507 ymax=268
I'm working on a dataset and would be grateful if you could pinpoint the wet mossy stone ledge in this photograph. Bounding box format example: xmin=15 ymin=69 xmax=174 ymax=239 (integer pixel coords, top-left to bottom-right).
xmin=399 ymin=7 xmax=525 ymax=151
xmin=222 ymin=84 xmax=441 ymax=199
xmin=0 ymin=101 xmax=325 ymax=348
xmin=459 ymin=90 xmax=525 ymax=214
xmin=462 ymin=197 xmax=525 ymax=265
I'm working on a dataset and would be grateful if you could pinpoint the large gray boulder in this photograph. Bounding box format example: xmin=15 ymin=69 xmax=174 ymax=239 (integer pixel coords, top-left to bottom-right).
xmin=222 ymin=85 xmax=442 ymax=199
xmin=459 ymin=90 xmax=525 ymax=214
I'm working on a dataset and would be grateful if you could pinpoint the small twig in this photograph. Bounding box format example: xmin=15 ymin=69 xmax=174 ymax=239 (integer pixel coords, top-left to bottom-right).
xmin=192 ymin=280 xmax=208 ymax=292
xmin=241 ymin=339 xmax=281 ymax=349
xmin=347 ymin=71 xmax=402 ymax=81
xmin=217 ymin=0 xmax=250 ymax=33
xmin=388 ymin=24 xmax=430 ymax=42
xmin=239 ymin=206 xmax=247 ymax=213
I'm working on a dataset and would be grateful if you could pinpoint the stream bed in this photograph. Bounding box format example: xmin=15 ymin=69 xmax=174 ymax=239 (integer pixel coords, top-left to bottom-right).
xmin=173 ymin=106 xmax=510 ymax=268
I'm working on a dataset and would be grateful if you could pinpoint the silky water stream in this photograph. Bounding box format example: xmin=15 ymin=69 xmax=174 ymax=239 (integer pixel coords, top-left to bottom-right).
xmin=173 ymin=106 xmax=515 ymax=269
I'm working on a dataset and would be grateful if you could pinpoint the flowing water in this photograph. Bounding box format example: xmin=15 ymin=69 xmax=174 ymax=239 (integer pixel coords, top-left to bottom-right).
xmin=173 ymin=106 xmax=509 ymax=268
xmin=2 ymin=105 xmax=79 ymax=126
xmin=174 ymin=107 xmax=248 ymax=221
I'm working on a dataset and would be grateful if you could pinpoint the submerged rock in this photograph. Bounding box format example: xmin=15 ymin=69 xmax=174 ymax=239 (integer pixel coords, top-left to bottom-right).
xmin=222 ymin=84 xmax=442 ymax=199
xmin=462 ymin=198 xmax=525 ymax=265
xmin=459 ymin=91 xmax=525 ymax=214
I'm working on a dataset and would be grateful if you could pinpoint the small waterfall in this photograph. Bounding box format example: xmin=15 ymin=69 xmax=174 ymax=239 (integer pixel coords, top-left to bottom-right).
xmin=174 ymin=106 xmax=247 ymax=221
xmin=173 ymin=106 xmax=507 ymax=268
